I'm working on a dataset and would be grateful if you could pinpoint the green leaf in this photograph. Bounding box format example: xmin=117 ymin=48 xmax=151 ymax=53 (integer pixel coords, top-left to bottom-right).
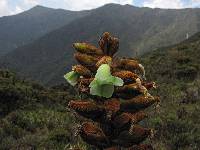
xmin=64 ymin=71 xmax=80 ymax=86
xmin=101 ymin=84 xmax=114 ymax=98
xmin=89 ymin=79 xmax=98 ymax=87
xmin=90 ymin=82 xmax=114 ymax=98
xmin=111 ymin=76 xmax=124 ymax=86
xmin=89 ymin=64 xmax=124 ymax=98
xmin=95 ymin=64 xmax=111 ymax=81
xmin=90 ymin=81 xmax=101 ymax=96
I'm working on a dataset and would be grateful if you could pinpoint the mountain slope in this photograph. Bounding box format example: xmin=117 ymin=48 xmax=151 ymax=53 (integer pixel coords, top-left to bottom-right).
xmin=141 ymin=31 xmax=200 ymax=150
xmin=0 ymin=5 xmax=90 ymax=56
xmin=0 ymin=69 xmax=89 ymax=149
xmin=1 ymin=4 xmax=200 ymax=85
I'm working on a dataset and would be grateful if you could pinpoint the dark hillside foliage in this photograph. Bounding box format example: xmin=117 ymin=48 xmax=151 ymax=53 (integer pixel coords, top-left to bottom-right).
xmin=141 ymin=32 xmax=200 ymax=150
xmin=0 ymin=69 xmax=90 ymax=149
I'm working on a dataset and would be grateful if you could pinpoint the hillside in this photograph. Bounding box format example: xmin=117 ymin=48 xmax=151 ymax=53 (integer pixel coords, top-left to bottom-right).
xmin=0 ymin=69 xmax=91 ymax=149
xmin=1 ymin=4 xmax=200 ymax=85
xmin=0 ymin=5 xmax=89 ymax=56
xmin=0 ymin=31 xmax=200 ymax=149
xmin=141 ymin=32 xmax=200 ymax=150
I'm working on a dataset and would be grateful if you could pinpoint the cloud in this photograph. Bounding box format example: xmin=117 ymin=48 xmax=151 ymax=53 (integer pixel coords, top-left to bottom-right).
xmin=0 ymin=0 xmax=23 ymax=17
xmin=143 ymin=0 xmax=200 ymax=9
xmin=23 ymin=0 xmax=40 ymax=6
xmin=15 ymin=5 xmax=24 ymax=13
xmin=189 ymin=0 xmax=200 ymax=7
xmin=2 ymin=0 xmax=131 ymax=17
xmin=143 ymin=0 xmax=184 ymax=9
xmin=63 ymin=0 xmax=133 ymax=10
xmin=0 ymin=0 xmax=12 ymax=16
xmin=1 ymin=0 xmax=200 ymax=17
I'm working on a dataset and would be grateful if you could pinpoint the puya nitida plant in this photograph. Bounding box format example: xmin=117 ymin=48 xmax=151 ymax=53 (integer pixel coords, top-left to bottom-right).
xmin=64 ymin=32 xmax=160 ymax=150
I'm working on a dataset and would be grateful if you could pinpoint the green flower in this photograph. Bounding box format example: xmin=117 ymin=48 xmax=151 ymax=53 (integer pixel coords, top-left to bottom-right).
xmin=64 ymin=71 xmax=80 ymax=86
xmin=89 ymin=64 xmax=124 ymax=98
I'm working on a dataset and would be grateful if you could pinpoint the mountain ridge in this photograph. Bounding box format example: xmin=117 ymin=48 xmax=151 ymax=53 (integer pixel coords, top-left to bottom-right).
xmin=0 ymin=5 xmax=90 ymax=56
xmin=1 ymin=4 xmax=200 ymax=85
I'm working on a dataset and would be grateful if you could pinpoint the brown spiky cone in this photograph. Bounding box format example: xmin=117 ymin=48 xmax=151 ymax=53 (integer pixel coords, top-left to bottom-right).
xmin=67 ymin=32 xmax=160 ymax=150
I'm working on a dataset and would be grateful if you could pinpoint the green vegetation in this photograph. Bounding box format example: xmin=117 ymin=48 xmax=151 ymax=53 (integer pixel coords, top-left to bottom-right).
xmin=0 ymin=70 xmax=90 ymax=149
xmin=141 ymin=33 xmax=200 ymax=150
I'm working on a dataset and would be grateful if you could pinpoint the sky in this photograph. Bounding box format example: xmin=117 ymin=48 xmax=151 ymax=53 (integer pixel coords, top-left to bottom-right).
xmin=0 ymin=0 xmax=200 ymax=17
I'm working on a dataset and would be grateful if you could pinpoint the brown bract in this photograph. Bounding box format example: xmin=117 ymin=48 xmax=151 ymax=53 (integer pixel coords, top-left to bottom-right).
xmin=68 ymin=100 xmax=105 ymax=121
xmin=120 ymin=96 xmax=160 ymax=112
xmin=96 ymin=56 xmax=112 ymax=68
xmin=112 ymin=70 xmax=140 ymax=84
xmin=113 ymin=125 xmax=152 ymax=147
xmin=98 ymin=32 xmax=119 ymax=56
xmin=113 ymin=111 xmax=147 ymax=129
xmin=80 ymin=122 xmax=110 ymax=148
xmin=72 ymin=65 xmax=92 ymax=77
xmin=73 ymin=42 xmax=104 ymax=55
xmin=74 ymin=52 xmax=100 ymax=71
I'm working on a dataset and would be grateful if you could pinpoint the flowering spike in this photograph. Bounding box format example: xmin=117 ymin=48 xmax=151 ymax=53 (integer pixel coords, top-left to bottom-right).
xmin=65 ymin=32 xmax=159 ymax=149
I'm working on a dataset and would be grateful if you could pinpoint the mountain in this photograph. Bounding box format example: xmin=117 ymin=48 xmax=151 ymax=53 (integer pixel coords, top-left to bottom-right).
xmin=1 ymin=4 xmax=200 ymax=85
xmin=0 ymin=5 xmax=90 ymax=56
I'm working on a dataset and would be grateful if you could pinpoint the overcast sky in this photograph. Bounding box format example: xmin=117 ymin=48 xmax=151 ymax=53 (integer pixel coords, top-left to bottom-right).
xmin=0 ymin=0 xmax=200 ymax=17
